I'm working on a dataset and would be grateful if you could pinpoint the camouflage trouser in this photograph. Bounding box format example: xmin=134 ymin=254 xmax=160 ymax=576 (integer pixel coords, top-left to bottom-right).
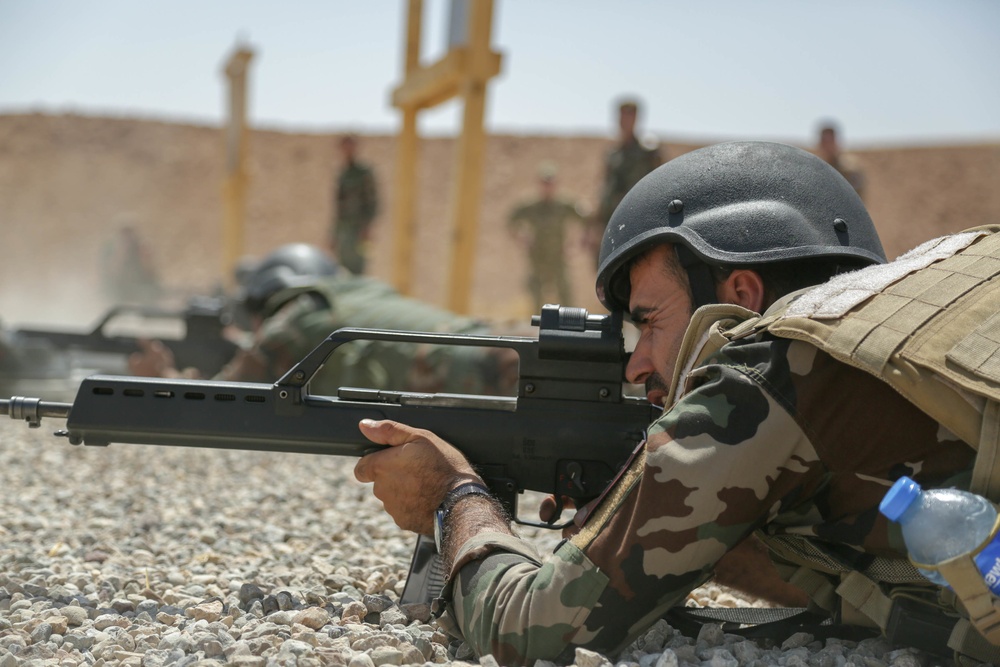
xmin=334 ymin=221 xmax=368 ymax=275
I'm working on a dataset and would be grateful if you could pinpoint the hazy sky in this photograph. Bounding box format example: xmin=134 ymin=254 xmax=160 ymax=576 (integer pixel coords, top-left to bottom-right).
xmin=1 ymin=0 xmax=998 ymax=146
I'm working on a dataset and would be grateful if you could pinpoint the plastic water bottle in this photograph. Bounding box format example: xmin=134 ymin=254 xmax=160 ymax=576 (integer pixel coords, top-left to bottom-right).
xmin=879 ymin=476 xmax=1000 ymax=593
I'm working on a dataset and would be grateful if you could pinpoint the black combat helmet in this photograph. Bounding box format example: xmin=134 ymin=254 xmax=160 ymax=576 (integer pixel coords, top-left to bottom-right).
xmin=241 ymin=244 xmax=338 ymax=316
xmin=596 ymin=141 xmax=886 ymax=311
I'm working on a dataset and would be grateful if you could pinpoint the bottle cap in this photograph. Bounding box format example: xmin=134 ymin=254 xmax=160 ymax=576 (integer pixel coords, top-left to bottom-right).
xmin=879 ymin=476 xmax=922 ymax=522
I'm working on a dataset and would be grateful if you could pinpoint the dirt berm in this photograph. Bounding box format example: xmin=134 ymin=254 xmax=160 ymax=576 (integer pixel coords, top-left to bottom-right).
xmin=0 ymin=113 xmax=997 ymax=326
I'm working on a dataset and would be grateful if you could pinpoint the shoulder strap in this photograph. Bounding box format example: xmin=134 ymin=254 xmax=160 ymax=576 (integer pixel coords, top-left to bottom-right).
xmin=666 ymin=303 xmax=759 ymax=408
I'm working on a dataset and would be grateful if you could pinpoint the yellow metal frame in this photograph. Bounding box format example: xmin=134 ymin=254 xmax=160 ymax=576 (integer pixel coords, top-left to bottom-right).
xmin=221 ymin=44 xmax=255 ymax=289
xmin=390 ymin=0 xmax=502 ymax=313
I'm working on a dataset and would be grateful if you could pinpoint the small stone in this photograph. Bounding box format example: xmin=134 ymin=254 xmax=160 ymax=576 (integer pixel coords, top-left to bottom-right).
xmin=781 ymin=632 xmax=815 ymax=650
xmin=294 ymin=607 xmax=330 ymax=630
xmin=155 ymin=612 xmax=179 ymax=626
xmin=135 ymin=600 xmax=159 ymax=617
xmin=654 ymin=651 xmax=679 ymax=667
xmin=671 ymin=640 xmax=697 ymax=659
xmin=703 ymin=648 xmax=738 ymax=667
xmin=62 ymin=633 xmax=95 ymax=651
xmin=575 ymin=647 xmax=613 ymax=667
xmin=111 ymin=598 xmax=135 ymax=613
xmin=695 ymin=623 xmax=724 ymax=648
xmin=886 ymin=649 xmax=922 ymax=667
xmin=247 ymin=599 xmax=264 ymax=617
xmin=268 ymin=610 xmax=294 ymax=626
xmin=379 ymin=607 xmax=408 ymax=628
xmin=276 ymin=590 xmax=296 ymax=611
xmin=43 ymin=616 xmax=68 ymax=635
xmin=158 ymin=632 xmax=194 ymax=653
xmin=399 ymin=602 xmax=431 ymax=624
xmin=731 ymin=640 xmax=760 ymax=662
xmin=261 ymin=595 xmax=279 ymax=616
xmin=348 ymin=653 xmax=376 ymax=667
xmin=22 ymin=582 xmax=47 ymax=597
xmin=83 ymin=549 xmax=111 ymax=563
xmin=186 ymin=598 xmax=224 ymax=623
xmin=370 ymin=646 xmax=404 ymax=666
xmin=0 ymin=652 xmax=17 ymax=667
xmin=242 ymin=622 xmax=283 ymax=640
xmin=363 ymin=594 xmax=393 ymax=614
xmin=229 ymin=656 xmax=266 ymax=667
xmin=479 ymin=655 xmax=501 ymax=667
xmin=239 ymin=583 xmax=266 ymax=607
xmin=351 ymin=635 xmax=397 ymax=652
xmin=400 ymin=644 xmax=425 ymax=665
xmin=94 ymin=613 xmax=130 ymax=631
xmin=30 ymin=622 xmax=53 ymax=644
xmin=342 ymin=600 xmax=367 ymax=620
xmin=195 ymin=637 xmax=224 ymax=658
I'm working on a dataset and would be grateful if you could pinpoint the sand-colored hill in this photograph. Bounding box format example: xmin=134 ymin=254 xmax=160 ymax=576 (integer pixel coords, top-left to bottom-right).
xmin=0 ymin=112 xmax=998 ymax=326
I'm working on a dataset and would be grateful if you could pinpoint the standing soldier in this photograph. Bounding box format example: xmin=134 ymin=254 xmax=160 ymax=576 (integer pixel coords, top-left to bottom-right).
xmin=816 ymin=120 xmax=866 ymax=200
xmin=331 ymin=134 xmax=378 ymax=275
xmin=507 ymin=163 xmax=585 ymax=307
xmin=590 ymin=98 xmax=661 ymax=256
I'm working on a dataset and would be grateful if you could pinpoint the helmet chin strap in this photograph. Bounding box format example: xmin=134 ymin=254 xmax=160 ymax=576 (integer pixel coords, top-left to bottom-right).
xmin=675 ymin=245 xmax=719 ymax=310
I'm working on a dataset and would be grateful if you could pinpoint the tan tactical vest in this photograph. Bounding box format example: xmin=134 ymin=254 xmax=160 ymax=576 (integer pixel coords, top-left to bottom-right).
xmin=673 ymin=225 xmax=1000 ymax=662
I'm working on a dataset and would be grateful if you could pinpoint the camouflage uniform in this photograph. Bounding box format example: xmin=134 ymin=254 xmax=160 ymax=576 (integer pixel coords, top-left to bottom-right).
xmin=508 ymin=198 xmax=585 ymax=306
xmin=220 ymin=274 xmax=512 ymax=397
xmin=333 ymin=161 xmax=378 ymax=274
xmin=594 ymin=139 xmax=660 ymax=241
xmin=444 ymin=333 xmax=974 ymax=665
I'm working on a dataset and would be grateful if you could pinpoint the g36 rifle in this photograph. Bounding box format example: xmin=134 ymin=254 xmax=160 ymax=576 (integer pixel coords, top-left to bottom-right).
xmin=2 ymin=304 xmax=656 ymax=604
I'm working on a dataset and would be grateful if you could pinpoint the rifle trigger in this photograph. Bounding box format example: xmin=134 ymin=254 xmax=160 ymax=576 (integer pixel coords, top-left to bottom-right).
xmin=566 ymin=461 xmax=585 ymax=494
xmin=546 ymin=495 xmax=565 ymax=527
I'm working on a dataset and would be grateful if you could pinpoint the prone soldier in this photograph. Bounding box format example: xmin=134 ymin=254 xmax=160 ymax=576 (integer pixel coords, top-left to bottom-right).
xmin=354 ymin=142 xmax=991 ymax=664
xmin=130 ymin=244 xmax=517 ymax=397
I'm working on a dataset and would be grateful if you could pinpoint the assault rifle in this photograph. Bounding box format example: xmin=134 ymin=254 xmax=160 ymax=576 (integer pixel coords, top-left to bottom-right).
xmin=5 ymin=296 xmax=239 ymax=378
xmin=2 ymin=304 xmax=656 ymax=604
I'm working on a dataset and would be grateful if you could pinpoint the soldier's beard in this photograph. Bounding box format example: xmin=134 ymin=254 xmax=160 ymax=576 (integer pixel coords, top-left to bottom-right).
xmin=646 ymin=372 xmax=670 ymax=404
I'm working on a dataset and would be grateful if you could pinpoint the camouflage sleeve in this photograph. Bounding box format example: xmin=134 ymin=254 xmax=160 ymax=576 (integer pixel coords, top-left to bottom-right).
xmin=254 ymin=293 xmax=342 ymax=380
xmin=447 ymin=359 xmax=825 ymax=665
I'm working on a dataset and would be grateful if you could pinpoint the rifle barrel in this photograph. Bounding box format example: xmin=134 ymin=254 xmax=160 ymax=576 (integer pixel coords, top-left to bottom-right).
xmin=1 ymin=397 xmax=73 ymax=427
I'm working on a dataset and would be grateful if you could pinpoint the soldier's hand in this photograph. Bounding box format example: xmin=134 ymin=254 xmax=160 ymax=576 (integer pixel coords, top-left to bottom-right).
xmin=539 ymin=495 xmax=599 ymax=539
xmin=354 ymin=419 xmax=482 ymax=535
xmin=128 ymin=339 xmax=179 ymax=377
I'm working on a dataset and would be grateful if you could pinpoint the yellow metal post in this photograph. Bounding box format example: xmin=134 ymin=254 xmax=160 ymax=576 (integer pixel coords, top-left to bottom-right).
xmin=222 ymin=44 xmax=255 ymax=288
xmin=390 ymin=0 xmax=502 ymax=311
xmin=446 ymin=0 xmax=493 ymax=313
xmin=391 ymin=0 xmax=423 ymax=294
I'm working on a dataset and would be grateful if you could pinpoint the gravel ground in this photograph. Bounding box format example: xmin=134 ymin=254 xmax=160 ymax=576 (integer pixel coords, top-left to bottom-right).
xmin=0 ymin=418 xmax=957 ymax=667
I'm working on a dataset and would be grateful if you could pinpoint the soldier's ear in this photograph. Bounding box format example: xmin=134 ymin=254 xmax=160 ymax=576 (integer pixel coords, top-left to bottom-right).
xmin=716 ymin=269 xmax=765 ymax=314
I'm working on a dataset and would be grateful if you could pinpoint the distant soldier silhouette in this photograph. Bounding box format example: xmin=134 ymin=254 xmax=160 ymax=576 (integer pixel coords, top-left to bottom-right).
xmin=590 ymin=98 xmax=661 ymax=256
xmin=507 ymin=163 xmax=585 ymax=307
xmin=330 ymin=134 xmax=378 ymax=274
